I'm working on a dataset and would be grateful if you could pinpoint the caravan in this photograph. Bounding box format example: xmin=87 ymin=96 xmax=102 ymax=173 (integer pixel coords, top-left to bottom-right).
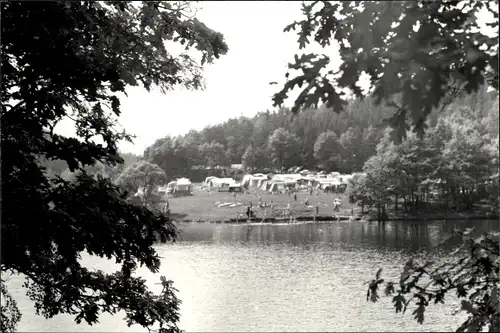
xmin=166 ymin=178 xmax=193 ymax=197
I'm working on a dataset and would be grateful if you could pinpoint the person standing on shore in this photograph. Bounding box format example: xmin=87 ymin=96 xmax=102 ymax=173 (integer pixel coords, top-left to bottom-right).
xmin=163 ymin=199 xmax=170 ymax=216
xmin=333 ymin=198 xmax=341 ymax=212
xmin=246 ymin=203 xmax=253 ymax=219
xmin=286 ymin=203 xmax=293 ymax=223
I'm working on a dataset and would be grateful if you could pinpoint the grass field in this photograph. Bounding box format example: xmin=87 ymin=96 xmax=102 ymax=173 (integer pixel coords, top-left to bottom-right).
xmin=167 ymin=183 xmax=359 ymax=222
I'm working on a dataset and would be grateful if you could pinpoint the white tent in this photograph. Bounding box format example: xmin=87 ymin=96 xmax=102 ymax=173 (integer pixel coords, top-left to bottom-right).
xmin=242 ymin=174 xmax=253 ymax=185
xmin=208 ymin=177 xmax=235 ymax=189
xmin=249 ymin=175 xmax=267 ymax=187
xmin=211 ymin=177 xmax=235 ymax=185
xmin=170 ymin=178 xmax=193 ymax=196
xmin=268 ymin=181 xmax=286 ymax=193
xmin=176 ymin=177 xmax=192 ymax=186
xmin=228 ymin=183 xmax=243 ymax=192
xmin=166 ymin=181 xmax=177 ymax=193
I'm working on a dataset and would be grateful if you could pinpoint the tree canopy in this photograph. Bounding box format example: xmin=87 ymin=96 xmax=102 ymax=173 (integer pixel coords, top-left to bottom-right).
xmin=273 ymin=0 xmax=499 ymax=140
xmin=1 ymin=1 xmax=227 ymax=332
xmin=367 ymin=230 xmax=499 ymax=332
xmin=267 ymin=128 xmax=302 ymax=171
xmin=313 ymin=130 xmax=343 ymax=171
xmin=115 ymin=160 xmax=167 ymax=207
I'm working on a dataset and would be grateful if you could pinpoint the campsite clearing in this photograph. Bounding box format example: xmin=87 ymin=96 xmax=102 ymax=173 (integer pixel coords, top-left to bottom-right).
xmin=167 ymin=183 xmax=358 ymax=222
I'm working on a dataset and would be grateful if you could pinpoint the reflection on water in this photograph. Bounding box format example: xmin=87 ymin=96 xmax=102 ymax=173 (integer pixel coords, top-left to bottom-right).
xmin=178 ymin=219 xmax=497 ymax=251
xmin=8 ymin=220 xmax=498 ymax=332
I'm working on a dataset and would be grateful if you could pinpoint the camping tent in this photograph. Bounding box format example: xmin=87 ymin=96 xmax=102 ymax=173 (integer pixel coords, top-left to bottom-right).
xmin=166 ymin=181 xmax=177 ymax=194
xmin=260 ymin=180 xmax=270 ymax=191
xmin=204 ymin=176 xmax=218 ymax=186
xmin=208 ymin=177 xmax=235 ymax=191
xmin=249 ymin=175 xmax=267 ymax=187
xmin=241 ymin=174 xmax=253 ymax=186
xmin=268 ymin=181 xmax=286 ymax=193
xmin=171 ymin=178 xmax=193 ymax=196
xmin=207 ymin=177 xmax=235 ymax=189
xmin=228 ymin=183 xmax=243 ymax=192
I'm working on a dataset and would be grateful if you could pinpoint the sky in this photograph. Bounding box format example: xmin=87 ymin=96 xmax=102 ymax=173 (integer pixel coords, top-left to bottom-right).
xmin=56 ymin=1 xmax=316 ymax=155
xmin=54 ymin=1 xmax=497 ymax=155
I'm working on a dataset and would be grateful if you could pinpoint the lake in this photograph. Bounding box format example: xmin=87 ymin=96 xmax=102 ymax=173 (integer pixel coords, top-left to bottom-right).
xmin=6 ymin=219 xmax=498 ymax=332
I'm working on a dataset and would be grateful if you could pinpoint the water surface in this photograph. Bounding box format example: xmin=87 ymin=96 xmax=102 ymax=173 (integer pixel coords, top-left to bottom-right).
xmin=7 ymin=219 xmax=498 ymax=332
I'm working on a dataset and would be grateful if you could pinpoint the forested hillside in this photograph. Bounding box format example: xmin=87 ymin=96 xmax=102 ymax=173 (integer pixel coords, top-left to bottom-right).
xmin=41 ymin=85 xmax=497 ymax=187
xmin=349 ymin=93 xmax=499 ymax=216
xmin=144 ymin=85 xmax=498 ymax=178
xmin=40 ymin=151 xmax=141 ymax=181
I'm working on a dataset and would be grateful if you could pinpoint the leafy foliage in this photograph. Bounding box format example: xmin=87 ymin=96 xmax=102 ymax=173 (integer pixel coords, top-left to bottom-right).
xmin=115 ymin=161 xmax=167 ymax=207
xmin=274 ymin=1 xmax=499 ymax=140
xmin=353 ymin=94 xmax=499 ymax=216
xmin=0 ymin=280 xmax=22 ymax=333
xmin=54 ymin=152 xmax=141 ymax=183
xmin=198 ymin=141 xmax=229 ymax=168
xmin=1 ymin=1 xmax=227 ymax=331
xmin=242 ymin=145 xmax=270 ymax=172
xmin=144 ymin=104 xmax=387 ymax=176
xmin=346 ymin=173 xmax=370 ymax=212
xmin=313 ymin=130 xmax=343 ymax=171
xmin=367 ymin=230 xmax=500 ymax=332
xmin=267 ymin=127 xmax=302 ymax=171
xmin=144 ymin=135 xmax=202 ymax=180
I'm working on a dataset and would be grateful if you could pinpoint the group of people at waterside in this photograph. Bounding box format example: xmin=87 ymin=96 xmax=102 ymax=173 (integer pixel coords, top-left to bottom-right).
xmin=242 ymin=193 xmax=344 ymax=221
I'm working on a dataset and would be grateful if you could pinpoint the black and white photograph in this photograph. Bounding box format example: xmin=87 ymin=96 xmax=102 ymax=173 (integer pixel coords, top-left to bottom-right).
xmin=1 ymin=1 xmax=499 ymax=332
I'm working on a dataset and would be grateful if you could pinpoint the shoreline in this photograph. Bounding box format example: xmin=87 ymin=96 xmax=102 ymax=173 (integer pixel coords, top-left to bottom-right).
xmin=171 ymin=213 xmax=499 ymax=224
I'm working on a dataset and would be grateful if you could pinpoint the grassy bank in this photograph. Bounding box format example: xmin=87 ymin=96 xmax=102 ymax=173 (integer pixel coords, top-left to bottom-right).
xmin=165 ymin=183 xmax=498 ymax=223
xmin=167 ymin=183 xmax=357 ymax=222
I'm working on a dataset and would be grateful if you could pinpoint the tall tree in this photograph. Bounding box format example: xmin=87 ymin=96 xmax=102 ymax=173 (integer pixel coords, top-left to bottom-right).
xmin=1 ymin=1 xmax=227 ymax=332
xmin=242 ymin=145 xmax=269 ymax=172
xmin=273 ymin=0 xmax=498 ymax=140
xmin=313 ymin=130 xmax=344 ymax=172
xmin=115 ymin=161 xmax=167 ymax=207
xmin=338 ymin=126 xmax=365 ymax=171
xmin=199 ymin=141 xmax=228 ymax=168
xmin=267 ymin=127 xmax=302 ymax=171
xmin=145 ymin=136 xmax=194 ymax=180
xmin=225 ymin=136 xmax=242 ymax=164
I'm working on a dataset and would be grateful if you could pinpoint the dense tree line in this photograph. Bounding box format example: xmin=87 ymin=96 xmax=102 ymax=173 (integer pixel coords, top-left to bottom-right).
xmin=145 ymin=86 xmax=498 ymax=181
xmin=348 ymin=86 xmax=499 ymax=215
xmin=144 ymin=97 xmax=391 ymax=176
